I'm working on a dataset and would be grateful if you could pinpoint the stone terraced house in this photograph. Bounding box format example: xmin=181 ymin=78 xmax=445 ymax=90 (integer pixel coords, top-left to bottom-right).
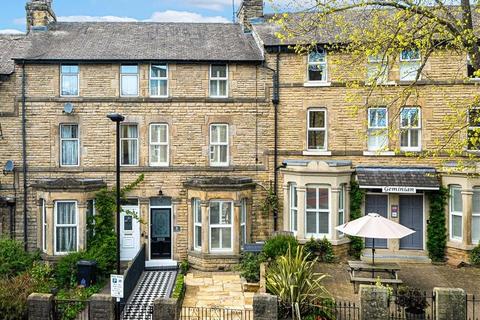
xmin=0 ymin=0 xmax=478 ymax=269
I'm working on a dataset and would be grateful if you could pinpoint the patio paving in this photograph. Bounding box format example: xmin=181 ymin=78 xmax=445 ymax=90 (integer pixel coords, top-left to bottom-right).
xmin=317 ymin=262 xmax=480 ymax=302
xmin=182 ymin=271 xmax=254 ymax=311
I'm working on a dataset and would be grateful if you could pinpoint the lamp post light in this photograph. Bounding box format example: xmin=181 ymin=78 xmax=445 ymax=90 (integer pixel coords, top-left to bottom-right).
xmin=107 ymin=113 xmax=124 ymax=320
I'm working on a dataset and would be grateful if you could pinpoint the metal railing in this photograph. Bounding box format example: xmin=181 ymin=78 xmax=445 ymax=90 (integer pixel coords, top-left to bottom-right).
xmin=388 ymin=291 xmax=435 ymax=320
xmin=180 ymin=307 xmax=253 ymax=320
xmin=308 ymin=300 xmax=360 ymax=320
xmin=53 ymin=299 xmax=90 ymax=320
xmin=467 ymin=294 xmax=479 ymax=320
xmin=122 ymin=244 xmax=146 ymax=304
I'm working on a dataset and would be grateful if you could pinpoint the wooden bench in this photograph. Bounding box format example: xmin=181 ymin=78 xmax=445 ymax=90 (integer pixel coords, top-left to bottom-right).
xmin=350 ymin=275 xmax=403 ymax=293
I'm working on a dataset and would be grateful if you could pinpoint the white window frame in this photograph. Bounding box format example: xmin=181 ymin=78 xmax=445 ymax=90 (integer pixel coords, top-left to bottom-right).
xmin=60 ymin=65 xmax=79 ymax=97
xmin=473 ymin=187 xmax=480 ymax=244
xmin=41 ymin=199 xmax=47 ymax=253
xmin=120 ymin=124 xmax=139 ymax=166
xmin=193 ymin=198 xmax=202 ymax=251
xmin=400 ymin=107 xmax=422 ymax=151
xmin=307 ymin=108 xmax=327 ymax=151
xmin=307 ymin=49 xmax=328 ymax=83
xmin=366 ymin=55 xmax=389 ymax=85
xmin=60 ymin=124 xmax=80 ymax=167
xmin=449 ymin=185 xmax=463 ymax=241
xmin=305 ymin=185 xmax=331 ymax=239
xmin=54 ymin=201 xmax=79 ymax=255
xmin=209 ymin=200 xmax=233 ymax=252
xmin=209 ymin=123 xmax=229 ymax=167
xmin=338 ymin=184 xmax=345 ymax=237
xmin=467 ymin=107 xmax=480 ymax=151
xmin=367 ymin=107 xmax=388 ymax=151
xmin=240 ymin=199 xmax=247 ymax=248
xmin=149 ymin=64 xmax=169 ymax=97
xmin=120 ymin=64 xmax=139 ymax=97
xmin=400 ymin=49 xmax=421 ymax=81
xmin=209 ymin=64 xmax=228 ymax=98
xmin=289 ymin=183 xmax=298 ymax=234
xmin=149 ymin=123 xmax=169 ymax=167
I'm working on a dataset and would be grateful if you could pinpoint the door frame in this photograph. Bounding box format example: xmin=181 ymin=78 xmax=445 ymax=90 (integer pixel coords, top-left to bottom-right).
xmin=399 ymin=193 xmax=425 ymax=250
xmin=365 ymin=192 xmax=390 ymax=249
xmin=148 ymin=201 xmax=173 ymax=260
xmin=120 ymin=204 xmax=141 ymax=261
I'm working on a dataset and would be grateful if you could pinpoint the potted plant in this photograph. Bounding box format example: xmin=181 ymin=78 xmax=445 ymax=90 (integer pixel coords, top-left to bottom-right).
xmin=395 ymin=286 xmax=429 ymax=320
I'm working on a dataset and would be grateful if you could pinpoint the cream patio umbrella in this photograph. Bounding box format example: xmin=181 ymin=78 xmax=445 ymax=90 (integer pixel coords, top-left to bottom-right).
xmin=336 ymin=213 xmax=415 ymax=264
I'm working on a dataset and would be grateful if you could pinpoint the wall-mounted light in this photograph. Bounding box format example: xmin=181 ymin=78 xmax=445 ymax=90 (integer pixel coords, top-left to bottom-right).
xmin=158 ymin=189 xmax=163 ymax=196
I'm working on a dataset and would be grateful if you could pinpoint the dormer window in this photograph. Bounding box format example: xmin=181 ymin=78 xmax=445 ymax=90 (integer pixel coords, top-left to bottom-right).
xmin=400 ymin=49 xmax=421 ymax=81
xmin=307 ymin=49 xmax=327 ymax=82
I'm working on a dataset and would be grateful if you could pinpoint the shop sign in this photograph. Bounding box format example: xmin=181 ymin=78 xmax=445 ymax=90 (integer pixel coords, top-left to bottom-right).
xmin=382 ymin=186 xmax=416 ymax=193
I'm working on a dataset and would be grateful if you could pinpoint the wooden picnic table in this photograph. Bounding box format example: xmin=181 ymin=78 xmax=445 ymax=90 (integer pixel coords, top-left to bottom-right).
xmin=347 ymin=260 xmax=403 ymax=293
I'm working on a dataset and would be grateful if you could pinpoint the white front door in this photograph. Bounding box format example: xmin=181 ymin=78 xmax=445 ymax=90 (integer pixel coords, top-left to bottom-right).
xmin=120 ymin=205 xmax=141 ymax=261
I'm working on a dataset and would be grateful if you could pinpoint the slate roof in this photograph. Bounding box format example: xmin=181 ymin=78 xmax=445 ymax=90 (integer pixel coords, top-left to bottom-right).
xmin=17 ymin=22 xmax=263 ymax=62
xmin=0 ymin=34 xmax=28 ymax=75
xmin=356 ymin=167 xmax=440 ymax=190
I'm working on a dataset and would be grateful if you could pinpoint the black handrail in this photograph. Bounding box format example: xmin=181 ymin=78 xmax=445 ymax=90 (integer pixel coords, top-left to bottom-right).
xmin=122 ymin=244 xmax=145 ymax=304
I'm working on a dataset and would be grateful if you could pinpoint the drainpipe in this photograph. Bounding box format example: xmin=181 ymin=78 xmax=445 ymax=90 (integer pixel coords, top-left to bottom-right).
xmin=272 ymin=49 xmax=280 ymax=231
xmin=21 ymin=62 xmax=28 ymax=251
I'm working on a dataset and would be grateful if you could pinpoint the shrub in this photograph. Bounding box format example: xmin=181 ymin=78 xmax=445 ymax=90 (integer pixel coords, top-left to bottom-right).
xmin=303 ymin=238 xmax=336 ymax=263
xmin=54 ymin=251 xmax=86 ymax=288
xmin=238 ymin=253 xmax=265 ymax=283
xmin=396 ymin=286 xmax=429 ymax=314
xmin=0 ymin=273 xmax=37 ymax=320
xmin=30 ymin=261 xmax=55 ymax=293
xmin=262 ymin=234 xmax=298 ymax=261
xmin=470 ymin=244 xmax=480 ymax=265
xmin=266 ymin=246 xmax=330 ymax=318
xmin=427 ymin=188 xmax=448 ymax=262
xmin=0 ymin=238 xmax=39 ymax=278
xmin=179 ymin=259 xmax=189 ymax=275
xmin=84 ymin=235 xmax=116 ymax=279
xmin=172 ymin=274 xmax=185 ymax=299
xmin=349 ymin=182 xmax=364 ymax=259
xmin=348 ymin=237 xmax=364 ymax=260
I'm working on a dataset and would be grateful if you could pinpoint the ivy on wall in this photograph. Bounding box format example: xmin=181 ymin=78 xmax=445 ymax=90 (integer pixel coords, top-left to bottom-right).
xmin=348 ymin=180 xmax=364 ymax=259
xmin=426 ymin=187 xmax=447 ymax=262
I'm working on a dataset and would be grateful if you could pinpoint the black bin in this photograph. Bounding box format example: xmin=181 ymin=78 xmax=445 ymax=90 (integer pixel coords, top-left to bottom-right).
xmin=77 ymin=260 xmax=97 ymax=287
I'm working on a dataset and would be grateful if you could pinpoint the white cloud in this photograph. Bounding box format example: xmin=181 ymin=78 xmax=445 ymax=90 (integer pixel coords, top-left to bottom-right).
xmin=186 ymin=0 xmax=233 ymax=11
xmin=146 ymin=10 xmax=229 ymax=23
xmin=0 ymin=29 xmax=25 ymax=34
xmin=58 ymin=15 xmax=138 ymax=22
xmin=55 ymin=10 xmax=229 ymax=23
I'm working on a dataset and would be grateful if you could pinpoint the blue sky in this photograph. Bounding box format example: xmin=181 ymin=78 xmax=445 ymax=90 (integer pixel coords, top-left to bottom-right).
xmin=0 ymin=0 xmax=279 ymax=34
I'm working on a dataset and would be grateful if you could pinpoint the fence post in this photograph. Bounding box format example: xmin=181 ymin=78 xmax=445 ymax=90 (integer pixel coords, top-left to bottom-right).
xmin=433 ymin=287 xmax=466 ymax=320
xmin=253 ymin=293 xmax=278 ymax=320
xmin=359 ymin=285 xmax=389 ymax=320
xmin=153 ymin=297 xmax=180 ymax=320
xmin=90 ymin=294 xmax=115 ymax=320
xmin=28 ymin=293 xmax=54 ymax=320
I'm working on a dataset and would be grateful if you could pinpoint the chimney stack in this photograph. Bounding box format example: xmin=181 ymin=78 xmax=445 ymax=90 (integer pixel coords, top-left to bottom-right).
xmin=237 ymin=0 xmax=263 ymax=32
xmin=26 ymin=0 xmax=56 ymax=31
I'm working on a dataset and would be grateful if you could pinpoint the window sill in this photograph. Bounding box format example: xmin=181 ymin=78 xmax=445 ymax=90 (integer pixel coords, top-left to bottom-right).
xmin=365 ymin=81 xmax=397 ymax=86
xmin=304 ymin=81 xmax=331 ymax=87
xmin=303 ymin=150 xmax=332 ymax=156
xmin=363 ymin=151 xmax=395 ymax=156
xmin=400 ymin=148 xmax=422 ymax=153
xmin=468 ymin=78 xmax=480 ymax=82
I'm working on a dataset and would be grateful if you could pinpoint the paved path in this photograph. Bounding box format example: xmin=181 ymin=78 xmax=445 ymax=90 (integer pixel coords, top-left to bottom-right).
xmin=122 ymin=270 xmax=176 ymax=320
xmin=182 ymin=272 xmax=255 ymax=311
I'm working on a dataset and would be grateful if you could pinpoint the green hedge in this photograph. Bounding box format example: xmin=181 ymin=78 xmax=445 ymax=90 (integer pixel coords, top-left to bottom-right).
xmin=427 ymin=188 xmax=447 ymax=262
xmin=349 ymin=181 xmax=364 ymax=259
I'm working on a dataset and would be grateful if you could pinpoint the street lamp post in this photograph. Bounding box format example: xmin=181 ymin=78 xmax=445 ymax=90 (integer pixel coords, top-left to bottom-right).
xmin=107 ymin=113 xmax=125 ymax=320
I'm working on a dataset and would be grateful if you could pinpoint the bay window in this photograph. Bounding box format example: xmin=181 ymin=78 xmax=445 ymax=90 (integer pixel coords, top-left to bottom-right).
xmin=55 ymin=201 xmax=78 ymax=254
xmin=289 ymin=183 xmax=298 ymax=233
xmin=400 ymin=107 xmax=421 ymax=151
xmin=150 ymin=64 xmax=168 ymax=97
xmin=210 ymin=64 xmax=228 ymax=98
xmin=209 ymin=124 xmax=229 ymax=166
xmin=149 ymin=124 xmax=169 ymax=166
xmin=41 ymin=199 xmax=47 ymax=253
xmin=400 ymin=49 xmax=421 ymax=81
xmin=473 ymin=188 xmax=480 ymax=244
xmin=120 ymin=124 xmax=138 ymax=166
xmin=60 ymin=124 xmax=79 ymax=166
xmin=209 ymin=201 xmax=233 ymax=251
xmin=307 ymin=109 xmax=327 ymax=151
xmin=306 ymin=186 xmax=330 ymax=238
xmin=338 ymin=184 xmax=345 ymax=236
xmin=193 ymin=198 xmax=202 ymax=251
xmin=240 ymin=199 xmax=247 ymax=248
xmin=367 ymin=107 xmax=388 ymax=151
xmin=60 ymin=65 xmax=79 ymax=96
xmin=449 ymin=185 xmax=463 ymax=241
xmin=307 ymin=49 xmax=327 ymax=82
xmin=120 ymin=65 xmax=139 ymax=97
